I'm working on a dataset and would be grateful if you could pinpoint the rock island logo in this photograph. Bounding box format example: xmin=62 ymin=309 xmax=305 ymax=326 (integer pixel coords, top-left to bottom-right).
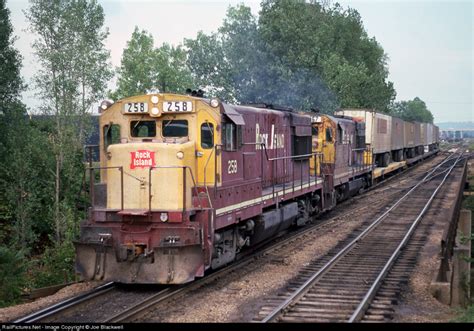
xmin=130 ymin=150 xmax=156 ymax=169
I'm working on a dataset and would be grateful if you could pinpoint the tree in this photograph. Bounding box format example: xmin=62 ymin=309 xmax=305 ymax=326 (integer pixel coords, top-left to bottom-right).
xmin=258 ymin=0 xmax=395 ymax=112
xmin=155 ymin=43 xmax=194 ymax=94
xmin=390 ymin=97 xmax=434 ymax=123
xmin=25 ymin=0 xmax=112 ymax=243
xmin=0 ymin=0 xmax=25 ymax=223
xmin=185 ymin=31 xmax=233 ymax=101
xmin=184 ymin=1 xmax=394 ymax=113
xmin=0 ymin=0 xmax=24 ymax=109
xmin=111 ymin=27 xmax=155 ymax=100
xmin=0 ymin=0 xmax=50 ymax=306
xmin=0 ymin=246 xmax=27 ymax=307
xmin=112 ymin=27 xmax=195 ymax=100
xmin=0 ymin=0 xmax=30 ymax=248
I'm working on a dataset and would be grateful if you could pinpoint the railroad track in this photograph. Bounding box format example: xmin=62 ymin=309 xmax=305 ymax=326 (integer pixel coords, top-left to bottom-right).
xmin=13 ymin=153 xmax=445 ymax=323
xmin=255 ymin=152 xmax=464 ymax=323
xmin=14 ymin=282 xmax=115 ymax=323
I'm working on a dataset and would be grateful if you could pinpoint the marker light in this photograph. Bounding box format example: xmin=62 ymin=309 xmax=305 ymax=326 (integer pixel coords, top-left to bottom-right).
xmin=210 ymin=99 xmax=219 ymax=108
xmin=99 ymin=99 xmax=114 ymax=112
xmin=176 ymin=151 xmax=184 ymax=159
xmin=151 ymin=107 xmax=160 ymax=115
xmin=160 ymin=213 xmax=168 ymax=222
xmin=151 ymin=95 xmax=159 ymax=104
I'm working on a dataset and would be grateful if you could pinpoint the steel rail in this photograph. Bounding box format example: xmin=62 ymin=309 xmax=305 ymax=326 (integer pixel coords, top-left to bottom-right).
xmin=348 ymin=152 xmax=463 ymax=322
xmin=14 ymin=282 xmax=115 ymax=323
xmin=102 ymin=287 xmax=179 ymax=323
xmin=260 ymin=152 xmax=457 ymax=323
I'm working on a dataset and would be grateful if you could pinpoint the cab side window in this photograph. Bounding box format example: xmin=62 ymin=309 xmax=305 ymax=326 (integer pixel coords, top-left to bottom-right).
xmin=223 ymin=122 xmax=236 ymax=151
xmin=325 ymin=128 xmax=333 ymax=142
xmin=337 ymin=125 xmax=345 ymax=144
xmin=201 ymin=123 xmax=214 ymax=149
xmin=103 ymin=124 xmax=121 ymax=151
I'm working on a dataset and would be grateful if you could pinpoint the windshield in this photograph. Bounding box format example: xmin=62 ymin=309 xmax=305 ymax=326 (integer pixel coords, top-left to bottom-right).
xmin=162 ymin=120 xmax=188 ymax=137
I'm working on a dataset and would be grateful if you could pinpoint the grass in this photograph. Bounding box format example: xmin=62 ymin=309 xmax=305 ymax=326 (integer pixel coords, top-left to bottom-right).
xmin=454 ymin=305 xmax=474 ymax=322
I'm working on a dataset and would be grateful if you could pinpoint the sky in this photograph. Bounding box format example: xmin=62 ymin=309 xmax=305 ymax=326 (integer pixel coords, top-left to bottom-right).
xmin=6 ymin=0 xmax=474 ymax=124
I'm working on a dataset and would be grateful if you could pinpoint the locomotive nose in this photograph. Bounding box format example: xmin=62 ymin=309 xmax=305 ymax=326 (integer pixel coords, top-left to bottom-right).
xmin=105 ymin=141 xmax=196 ymax=211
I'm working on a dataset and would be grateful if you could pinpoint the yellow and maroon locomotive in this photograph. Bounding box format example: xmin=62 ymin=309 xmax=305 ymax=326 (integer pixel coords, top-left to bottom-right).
xmin=74 ymin=93 xmax=438 ymax=284
xmin=76 ymin=93 xmax=326 ymax=284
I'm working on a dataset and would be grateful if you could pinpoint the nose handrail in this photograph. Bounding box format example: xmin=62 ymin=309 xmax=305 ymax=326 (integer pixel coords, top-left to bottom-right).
xmin=86 ymin=166 xmax=124 ymax=214
xmin=148 ymin=166 xmax=204 ymax=218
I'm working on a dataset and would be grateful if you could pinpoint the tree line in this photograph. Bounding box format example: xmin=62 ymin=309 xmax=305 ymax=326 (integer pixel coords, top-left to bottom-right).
xmin=0 ymin=0 xmax=433 ymax=307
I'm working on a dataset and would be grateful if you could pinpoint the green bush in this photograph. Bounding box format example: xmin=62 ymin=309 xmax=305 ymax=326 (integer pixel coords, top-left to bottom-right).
xmin=455 ymin=305 xmax=474 ymax=322
xmin=32 ymin=241 xmax=75 ymax=288
xmin=0 ymin=246 xmax=27 ymax=307
xmin=463 ymin=196 xmax=474 ymax=213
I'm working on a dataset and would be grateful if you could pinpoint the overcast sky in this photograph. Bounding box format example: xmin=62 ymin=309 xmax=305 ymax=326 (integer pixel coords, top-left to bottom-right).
xmin=7 ymin=0 xmax=473 ymax=123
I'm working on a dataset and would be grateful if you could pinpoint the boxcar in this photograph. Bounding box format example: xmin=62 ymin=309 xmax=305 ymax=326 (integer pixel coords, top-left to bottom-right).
xmin=414 ymin=122 xmax=422 ymax=155
xmin=335 ymin=109 xmax=392 ymax=166
xmin=391 ymin=117 xmax=404 ymax=161
xmin=434 ymin=126 xmax=440 ymax=144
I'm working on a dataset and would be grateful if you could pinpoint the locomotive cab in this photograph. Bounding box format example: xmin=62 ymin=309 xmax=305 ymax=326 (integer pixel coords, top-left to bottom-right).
xmin=310 ymin=115 xmax=372 ymax=207
xmin=76 ymin=93 xmax=220 ymax=283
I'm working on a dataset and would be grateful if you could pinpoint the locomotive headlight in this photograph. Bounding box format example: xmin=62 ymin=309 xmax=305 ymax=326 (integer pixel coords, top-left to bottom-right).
xmin=151 ymin=107 xmax=160 ymax=115
xmin=210 ymin=99 xmax=219 ymax=108
xmin=176 ymin=151 xmax=184 ymax=159
xmin=160 ymin=212 xmax=168 ymax=222
xmin=151 ymin=95 xmax=159 ymax=104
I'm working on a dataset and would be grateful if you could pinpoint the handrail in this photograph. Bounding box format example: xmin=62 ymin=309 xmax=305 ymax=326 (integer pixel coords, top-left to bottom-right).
xmin=86 ymin=166 xmax=124 ymax=213
xmin=203 ymin=144 xmax=220 ymax=205
xmin=86 ymin=164 xmax=204 ymax=219
xmin=209 ymin=141 xmax=324 ymax=205
xmin=148 ymin=165 xmax=204 ymax=217
xmin=350 ymin=146 xmax=373 ymax=177
xmin=258 ymin=142 xmax=323 ymax=200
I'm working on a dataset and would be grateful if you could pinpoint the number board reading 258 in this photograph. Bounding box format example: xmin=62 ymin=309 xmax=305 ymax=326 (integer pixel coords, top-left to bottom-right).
xmin=124 ymin=102 xmax=148 ymax=113
xmin=163 ymin=101 xmax=193 ymax=113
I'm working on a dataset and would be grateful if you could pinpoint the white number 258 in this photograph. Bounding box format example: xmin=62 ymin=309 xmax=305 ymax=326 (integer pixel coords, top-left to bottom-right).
xmin=228 ymin=160 xmax=237 ymax=174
